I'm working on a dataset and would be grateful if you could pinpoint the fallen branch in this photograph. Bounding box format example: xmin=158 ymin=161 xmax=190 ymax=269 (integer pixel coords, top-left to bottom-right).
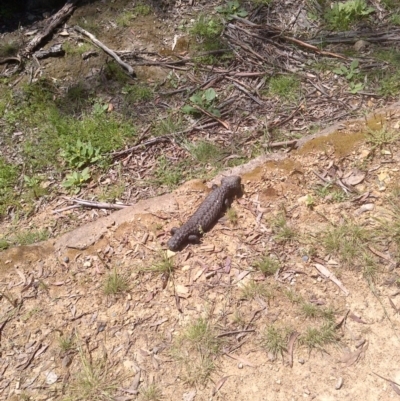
xmin=22 ymin=0 xmax=79 ymax=56
xmin=74 ymin=25 xmax=135 ymax=76
xmin=264 ymin=139 xmax=298 ymax=149
xmin=62 ymin=198 xmax=131 ymax=210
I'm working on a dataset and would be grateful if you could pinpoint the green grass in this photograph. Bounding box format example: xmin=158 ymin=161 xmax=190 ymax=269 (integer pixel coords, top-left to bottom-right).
xmin=144 ymin=253 xmax=175 ymax=274
xmin=300 ymin=302 xmax=335 ymax=321
xmin=190 ymin=14 xmax=225 ymax=56
xmin=0 ymin=40 xmax=19 ymax=57
xmin=240 ymin=280 xmax=273 ymax=301
xmin=189 ymin=140 xmax=223 ymax=165
xmin=134 ymin=3 xmax=153 ymax=16
xmin=63 ymin=41 xmax=94 ymax=56
xmin=299 ymin=323 xmax=338 ymax=350
xmin=267 ymin=75 xmax=301 ymax=102
xmin=270 ymin=213 xmax=296 ymax=242
xmin=103 ymin=269 xmax=129 ymax=295
xmin=261 ymin=325 xmax=288 ymax=357
xmin=14 ymin=228 xmax=50 ymax=246
xmin=284 ymin=288 xmax=303 ymax=304
xmin=0 ymin=157 xmax=18 ymax=217
xmin=171 ymin=317 xmax=221 ymax=385
xmin=153 ymin=156 xmax=186 ymax=188
xmin=324 ymin=0 xmax=375 ymax=30
xmin=67 ymin=344 xmax=118 ymax=400
xmin=58 ymin=336 xmax=75 ymax=352
xmin=124 ymin=84 xmax=154 ymax=103
xmin=367 ymin=125 xmax=400 ymax=149
xmin=254 ymin=255 xmax=280 ymax=276
xmin=321 ymin=221 xmax=369 ymax=266
xmin=140 ymin=384 xmax=162 ymax=401
xmin=152 ymin=115 xmax=183 ymax=137
xmin=226 ymin=207 xmax=238 ymax=225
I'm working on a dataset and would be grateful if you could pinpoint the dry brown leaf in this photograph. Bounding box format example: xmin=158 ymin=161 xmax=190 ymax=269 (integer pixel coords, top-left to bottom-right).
xmin=342 ymin=169 xmax=366 ymax=186
xmin=212 ymin=376 xmax=230 ymax=396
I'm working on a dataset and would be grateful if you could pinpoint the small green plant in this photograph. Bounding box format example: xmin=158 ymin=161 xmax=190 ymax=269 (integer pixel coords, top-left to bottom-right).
xmin=0 ymin=157 xmax=18 ymax=216
xmin=59 ymin=336 xmax=74 ymax=352
xmin=62 ymin=167 xmax=91 ymax=192
xmin=190 ymin=15 xmax=223 ymax=40
xmin=63 ymin=41 xmax=93 ymax=56
xmin=68 ymin=344 xmax=117 ymax=399
xmin=299 ymin=323 xmax=338 ymax=350
xmin=123 ymin=84 xmax=153 ymax=103
xmin=284 ymin=288 xmax=303 ymax=304
xmin=261 ymin=325 xmax=288 ymax=357
xmin=255 ymin=255 xmax=280 ymax=276
xmin=0 ymin=40 xmax=19 ymax=57
xmin=104 ymin=268 xmax=129 ymax=295
xmin=226 ymin=207 xmax=238 ymax=225
xmin=182 ymin=88 xmax=221 ymax=117
xmin=367 ymin=125 xmax=400 ymax=150
xmin=0 ymin=238 xmax=9 ymax=250
xmin=216 ymin=0 xmax=248 ymax=20
xmin=333 ymin=59 xmax=360 ymax=80
xmin=349 ymin=81 xmax=364 ymax=94
xmin=268 ymin=75 xmax=301 ymax=102
xmin=146 ymin=253 xmax=175 ymax=274
xmin=15 ymin=229 xmax=50 ymax=246
xmin=189 ymin=140 xmax=222 ymax=164
xmin=154 ymin=156 xmax=184 ymax=188
xmin=171 ymin=317 xmax=220 ymax=385
xmin=321 ymin=221 xmax=369 ymax=266
xmin=140 ymin=384 xmax=163 ymax=401
xmin=152 ymin=115 xmax=183 ymax=137
xmin=362 ymin=254 xmax=379 ymax=283
xmin=390 ymin=13 xmax=400 ymax=25
xmin=117 ymin=11 xmax=134 ymax=27
xmin=379 ymin=71 xmax=400 ymax=96
xmin=305 ymin=194 xmax=315 ymax=209
xmin=104 ymin=61 xmax=128 ymax=83
xmin=61 ymin=139 xmax=102 ymax=169
xmin=240 ymin=280 xmax=273 ymax=300
xmin=300 ymin=302 xmax=321 ymax=319
xmin=250 ymin=0 xmax=273 ymax=5
xmin=270 ymin=213 xmax=296 ymax=242
xmin=325 ymin=0 xmax=375 ymax=30
xmin=134 ymin=3 xmax=152 ymax=16
xmin=92 ymin=100 xmax=109 ymax=116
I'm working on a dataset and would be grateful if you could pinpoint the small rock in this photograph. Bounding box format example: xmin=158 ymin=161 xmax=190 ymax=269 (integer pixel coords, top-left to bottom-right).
xmin=335 ymin=377 xmax=343 ymax=390
xmin=45 ymin=371 xmax=58 ymax=385
xmin=83 ymin=261 xmax=92 ymax=268
xmin=64 ymin=256 xmax=69 ymax=263
xmin=354 ymin=40 xmax=369 ymax=51
xmin=238 ymin=363 xmax=243 ymax=369
xmin=302 ymin=255 xmax=309 ymax=262
xmin=298 ymin=358 xmax=305 ymax=364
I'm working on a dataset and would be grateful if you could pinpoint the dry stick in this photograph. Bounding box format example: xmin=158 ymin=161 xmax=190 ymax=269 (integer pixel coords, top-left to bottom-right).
xmin=228 ymin=79 xmax=264 ymax=105
xmin=52 ymin=204 xmax=81 ymax=214
xmin=232 ymin=15 xmax=345 ymax=59
xmin=68 ymin=198 xmax=131 ymax=209
xmin=22 ymin=0 xmax=80 ymax=56
xmin=73 ymin=25 xmax=135 ymax=76
xmin=266 ymin=140 xmax=298 ymax=149
xmin=192 ymin=105 xmax=230 ymax=130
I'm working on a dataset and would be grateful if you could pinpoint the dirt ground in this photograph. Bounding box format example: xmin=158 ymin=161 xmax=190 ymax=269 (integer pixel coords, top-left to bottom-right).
xmin=2 ymin=0 xmax=400 ymax=400
xmin=2 ymin=105 xmax=400 ymax=401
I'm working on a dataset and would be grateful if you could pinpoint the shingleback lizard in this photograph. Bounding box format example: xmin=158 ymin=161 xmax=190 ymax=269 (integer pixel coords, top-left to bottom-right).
xmin=167 ymin=175 xmax=242 ymax=251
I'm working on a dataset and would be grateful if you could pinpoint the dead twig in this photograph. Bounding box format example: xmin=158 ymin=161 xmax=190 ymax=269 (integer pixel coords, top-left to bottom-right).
xmin=22 ymin=0 xmax=79 ymax=56
xmin=74 ymin=25 xmax=135 ymax=76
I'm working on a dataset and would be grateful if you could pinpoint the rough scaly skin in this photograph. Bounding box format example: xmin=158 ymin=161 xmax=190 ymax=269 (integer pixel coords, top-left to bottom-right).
xmin=167 ymin=176 xmax=242 ymax=251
